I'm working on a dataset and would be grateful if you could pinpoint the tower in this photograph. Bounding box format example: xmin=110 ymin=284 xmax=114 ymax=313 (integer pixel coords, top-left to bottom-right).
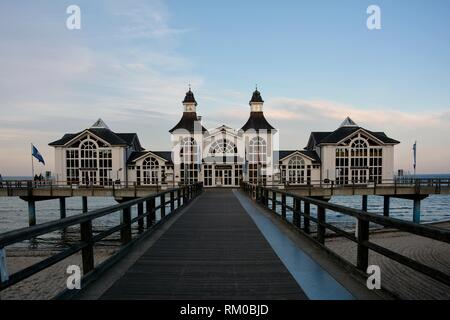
xmin=170 ymin=88 xmax=207 ymax=185
xmin=241 ymin=88 xmax=277 ymax=184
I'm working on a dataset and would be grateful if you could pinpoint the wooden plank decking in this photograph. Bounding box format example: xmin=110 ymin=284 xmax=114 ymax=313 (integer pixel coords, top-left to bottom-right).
xmin=101 ymin=189 xmax=307 ymax=300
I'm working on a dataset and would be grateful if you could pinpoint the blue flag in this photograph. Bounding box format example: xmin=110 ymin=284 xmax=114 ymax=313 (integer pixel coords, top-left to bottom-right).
xmin=32 ymin=144 xmax=45 ymax=165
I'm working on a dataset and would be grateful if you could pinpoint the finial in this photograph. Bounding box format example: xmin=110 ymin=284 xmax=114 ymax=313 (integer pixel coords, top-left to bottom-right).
xmin=188 ymin=83 xmax=191 ymax=91
xmin=255 ymin=84 xmax=258 ymax=91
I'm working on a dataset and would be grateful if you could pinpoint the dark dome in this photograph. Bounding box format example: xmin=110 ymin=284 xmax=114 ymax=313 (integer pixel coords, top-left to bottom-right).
xmin=183 ymin=89 xmax=198 ymax=106
xmin=249 ymin=89 xmax=264 ymax=104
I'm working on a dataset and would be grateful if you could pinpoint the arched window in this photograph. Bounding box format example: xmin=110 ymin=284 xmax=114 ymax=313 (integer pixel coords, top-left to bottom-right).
xmin=350 ymin=137 xmax=369 ymax=184
xmin=180 ymin=137 xmax=199 ymax=184
xmin=80 ymin=140 xmax=97 ymax=169
xmin=180 ymin=137 xmax=198 ymax=164
xmin=142 ymin=157 xmax=159 ymax=185
xmin=248 ymin=137 xmax=267 ymax=163
xmin=351 ymin=138 xmax=368 ymax=168
xmin=209 ymin=139 xmax=237 ymax=155
xmin=287 ymin=156 xmax=306 ymax=184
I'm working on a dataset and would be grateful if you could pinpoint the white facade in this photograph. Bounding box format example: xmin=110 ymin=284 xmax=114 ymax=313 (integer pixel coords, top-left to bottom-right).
xmin=49 ymin=92 xmax=399 ymax=188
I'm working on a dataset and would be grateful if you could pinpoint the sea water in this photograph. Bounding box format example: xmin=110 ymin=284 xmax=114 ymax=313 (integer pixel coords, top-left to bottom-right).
xmin=0 ymin=175 xmax=449 ymax=248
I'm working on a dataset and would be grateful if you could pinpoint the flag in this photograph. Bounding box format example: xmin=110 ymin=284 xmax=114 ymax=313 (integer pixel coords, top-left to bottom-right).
xmin=412 ymin=141 xmax=417 ymax=172
xmin=32 ymin=144 xmax=45 ymax=165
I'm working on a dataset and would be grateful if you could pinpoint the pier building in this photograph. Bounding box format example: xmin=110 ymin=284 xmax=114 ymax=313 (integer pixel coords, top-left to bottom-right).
xmin=49 ymin=89 xmax=399 ymax=187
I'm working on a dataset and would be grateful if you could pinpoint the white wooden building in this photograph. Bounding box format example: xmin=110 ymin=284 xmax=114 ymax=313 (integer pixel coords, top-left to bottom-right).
xmin=49 ymin=89 xmax=399 ymax=187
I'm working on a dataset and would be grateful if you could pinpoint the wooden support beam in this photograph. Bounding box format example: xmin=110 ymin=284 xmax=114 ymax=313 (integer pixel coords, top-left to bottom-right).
xmin=146 ymin=198 xmax=155 ymax=228
xmin=137 ymin=202 xmax=144 ymax=232
xmin=28 ymin=200 xmax=36 ymax=227
xmin=82 ymin=196 xmax=88 ymax=213
xmin=59 ymin=197 xmax=66 ymax=219
xmin=317 ymin=206 xmax=326 ymax=244
xmin=121 ymin=207 xmax=132 ymax=243
xmin=357 ymin=218 xmax=369 ymax=271
xmin=413 ymin=198 xmax=421 ymax=224
xmin=383 ymin=196 xmax=390 ymax=217
xmin=304 ymin=202 xmax=310 ymax=234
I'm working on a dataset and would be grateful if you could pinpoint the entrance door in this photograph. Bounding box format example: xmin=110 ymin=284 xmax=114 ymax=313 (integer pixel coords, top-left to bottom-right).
xmin=223 ymin=169 xmax=232 ymax=186
xmin=215 ymin=170 xmax=223 ymax=186
xmin=81 ymin=171 xmax=97 ymax=186
xmin=214 ymin=168 xmax=234 ymax=186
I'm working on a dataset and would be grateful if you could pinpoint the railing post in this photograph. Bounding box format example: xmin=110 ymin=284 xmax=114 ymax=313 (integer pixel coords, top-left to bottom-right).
xmin=281 ymin=193 xmax=286 ymax=219
xmin=177 ymin=189 xmax=181 ymax=208
xmin=160 ymin=194 xmax=166 ymax=218
xmin=170 ymin=190 xmax=175 ymax=213
xmin=27 ymin=200 xmax=36 ymax=227
xmin=317 ymin=205 xmax=325 ymax=244
xmin=356 ymin=217 xmax=369 ymax=271
xmin=121 ymin=207 xmax=132 ymax=244
xmin=293 ymin=198 xmax=301 ymax=229
xmin=303 ymin=201 xmax=311 ymax=234
xmin=182 ymin=186 xmax=186 ymax=204
xmin=146 ymin=198 xmax=155 ymax=227
xmin=137 ymin=202 xmax=144 ymax=232
xmin=383 ymin=196 xmax=390 ymax=217
xmin=264 ymin=189 xmax=269 ymax=207
xmin=82 ymin=196 xmax=88 ymax=213
xmin=80 ymin=220 xmax=94 ymax=274
xmin=59 ymin=197 xmax=66 ymax=219
xmin=272 ymin=191 xmax=276 ymax=212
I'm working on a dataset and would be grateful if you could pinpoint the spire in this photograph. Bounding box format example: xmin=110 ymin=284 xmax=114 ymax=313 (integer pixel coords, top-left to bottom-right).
xmin=91 ymin=118 xmax=110 ymax=130
xmin=340 ymin=116 xmax=358 ymax=128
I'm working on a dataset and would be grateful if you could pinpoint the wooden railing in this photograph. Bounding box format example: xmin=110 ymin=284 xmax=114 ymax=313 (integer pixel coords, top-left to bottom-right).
xmin=241 ymin=182 xmax=450 ymax=288
xmin=0 ymin=183 xmax=203 ymax=297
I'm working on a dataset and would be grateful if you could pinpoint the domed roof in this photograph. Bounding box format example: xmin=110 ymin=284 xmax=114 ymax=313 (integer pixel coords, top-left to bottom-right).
xmin=249 ymin=89 xmax=264 ymax=104
xmin=183 ymin=89 xmax=197 ymax=106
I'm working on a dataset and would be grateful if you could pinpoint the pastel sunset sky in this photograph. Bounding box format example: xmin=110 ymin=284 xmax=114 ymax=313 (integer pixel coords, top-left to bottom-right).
xmin=1 ymin=0 xmax=450 ymax=175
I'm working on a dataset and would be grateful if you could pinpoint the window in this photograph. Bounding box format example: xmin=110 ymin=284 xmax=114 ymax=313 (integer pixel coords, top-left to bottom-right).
xmin=287 ymin=156 xmax=308 ymax=184
xmin=180 ymin=137 xmax=199 ymax=185
xmin=248 ymin=137 xmax=267 ymax=184
xmin=335 ymin=134 xmax=383 ymax=185
xmin=66 ymin=149 xmax=79 ymax=184
xmin=142 ymin=157 xmax=159 ymax=185
xmin=65 ymin=136 xmax=112 ymax=186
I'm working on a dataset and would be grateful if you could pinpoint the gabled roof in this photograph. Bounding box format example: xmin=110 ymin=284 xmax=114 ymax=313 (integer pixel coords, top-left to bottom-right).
xmin=49 ymin=128 xmax=143 ymax=150
xmin=241 ymin=112 xmax=275 ymax=131
xmin=305 ymin=126 xmax=400 ymax=149
xmin=127 ymin=150 xmax=173 ymax=165
xmin=169 ymin=112 xmax=207 ymax=133
xmin=278 ymin=150 xmax=321 ymax=163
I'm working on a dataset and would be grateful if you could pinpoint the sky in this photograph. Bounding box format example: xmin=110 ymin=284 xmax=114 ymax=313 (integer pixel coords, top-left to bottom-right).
xmin=1 ymin=0 xmax=450 ymax=175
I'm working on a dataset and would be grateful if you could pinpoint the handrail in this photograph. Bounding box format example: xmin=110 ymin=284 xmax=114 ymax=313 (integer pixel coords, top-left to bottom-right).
xmin=1 ymin=177 xmax=450 ymax=191
xmin=0 ymin=182 xmax=203 ymax=295
xmin=241 ymin=182 xmax=450 ymax=289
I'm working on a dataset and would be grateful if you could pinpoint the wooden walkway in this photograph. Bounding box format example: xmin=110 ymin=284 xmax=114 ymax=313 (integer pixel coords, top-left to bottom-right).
xmin=101 ymin=190 xmax=307 ymax=299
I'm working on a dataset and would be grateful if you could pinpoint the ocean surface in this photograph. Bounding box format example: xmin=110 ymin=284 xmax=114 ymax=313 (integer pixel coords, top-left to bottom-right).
xmin=1 ymin=174 xmax=449 ymax=249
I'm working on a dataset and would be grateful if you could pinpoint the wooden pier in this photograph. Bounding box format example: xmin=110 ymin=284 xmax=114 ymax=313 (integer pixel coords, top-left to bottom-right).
xmin=0 ymin=183 xmax=449 ymax=300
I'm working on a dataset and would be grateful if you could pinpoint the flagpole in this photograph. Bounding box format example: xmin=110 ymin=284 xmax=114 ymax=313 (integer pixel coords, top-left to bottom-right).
xmin=31 ymin=143 xmax=35 ymax=180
